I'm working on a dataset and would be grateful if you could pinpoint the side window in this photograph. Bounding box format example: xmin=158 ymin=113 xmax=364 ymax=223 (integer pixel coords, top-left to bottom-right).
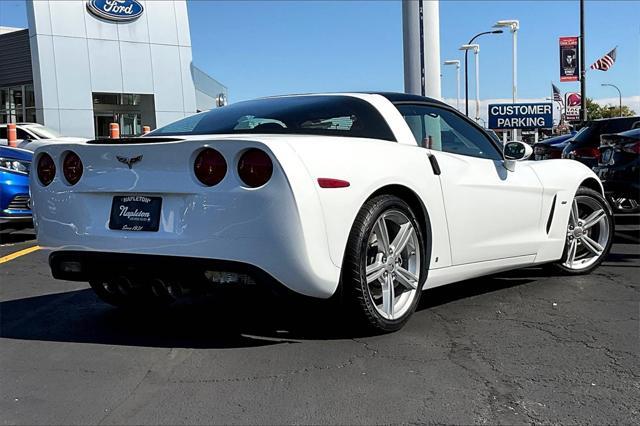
xmin=16 ymin=128 xmax=31 ymax=140
xmin=0 ymin=127 xmax=6 ymax=139
xmin=397 ymin=104 xmax=502 ymax=161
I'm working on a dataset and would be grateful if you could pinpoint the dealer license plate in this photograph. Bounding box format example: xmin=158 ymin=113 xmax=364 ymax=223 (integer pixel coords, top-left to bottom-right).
xmin=109 ymin=195 xmax=162 ymax=232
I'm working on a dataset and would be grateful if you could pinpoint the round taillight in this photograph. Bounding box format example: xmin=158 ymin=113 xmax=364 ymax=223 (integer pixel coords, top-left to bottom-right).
xmin=194 ymin=148 xmax=227 ymax=186
xmin=238 ymin=148 xmax=273 ymax=188
xmin=37 ymin=153 xmax=56 ymax=186
xmin=63 ymin=151 xmax=83 ymax=185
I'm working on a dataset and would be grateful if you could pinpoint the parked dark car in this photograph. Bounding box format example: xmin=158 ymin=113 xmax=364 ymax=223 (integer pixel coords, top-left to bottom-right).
xmin=533 ymin=131 xmax=576 ymax=160
xmin=593 ymin=128 xmax=640 ymax=213
xmin=0 ymin=146 xmax=32 ymax=224
xmin=562 ymin=116 xmax=640 ymax=168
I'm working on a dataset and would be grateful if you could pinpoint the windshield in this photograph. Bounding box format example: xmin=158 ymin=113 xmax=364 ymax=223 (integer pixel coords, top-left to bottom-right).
xmin=151 ymin=96 xmax=396 ymax=141
xmin=27 ymin=125 xmax=62 ymax=139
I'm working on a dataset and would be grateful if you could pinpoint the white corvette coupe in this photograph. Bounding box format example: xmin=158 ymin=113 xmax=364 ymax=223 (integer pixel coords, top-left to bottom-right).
xmin=30 ymin=93 xmax=614 ymax=332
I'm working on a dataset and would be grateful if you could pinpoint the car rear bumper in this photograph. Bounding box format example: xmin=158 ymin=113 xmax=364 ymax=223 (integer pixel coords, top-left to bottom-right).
xmin=49 ymin=250 xmax=296 ymax=295
xmin=593 ymin=163 xmax=640 ymax=199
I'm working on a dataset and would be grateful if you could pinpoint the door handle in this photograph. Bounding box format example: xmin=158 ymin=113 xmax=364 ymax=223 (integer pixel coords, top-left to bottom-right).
xmin=427 ymin=153 xmax=441 ymax=175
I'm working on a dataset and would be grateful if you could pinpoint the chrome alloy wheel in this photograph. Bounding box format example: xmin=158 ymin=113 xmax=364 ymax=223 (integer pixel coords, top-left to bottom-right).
xmin=612 ymin=197 xmax=639 ymax=213
xmin=365 ymin=210 xmax=421 ymax=320
xmin=563 ymin=196 xmax=611 ymax=270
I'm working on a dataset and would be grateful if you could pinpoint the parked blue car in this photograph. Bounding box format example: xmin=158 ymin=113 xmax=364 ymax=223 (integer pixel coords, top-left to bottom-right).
xmin=0 ymin=146 xmax=32 ymax=223
xmin=533 ymin=131 xmax=576 ymax=160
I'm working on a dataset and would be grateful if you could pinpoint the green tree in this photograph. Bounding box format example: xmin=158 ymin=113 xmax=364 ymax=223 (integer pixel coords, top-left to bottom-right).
xmin=586 ymin=98 xmax=636 ymax=119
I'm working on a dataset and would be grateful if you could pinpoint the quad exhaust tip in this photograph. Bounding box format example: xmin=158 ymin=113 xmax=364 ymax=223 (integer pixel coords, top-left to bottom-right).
xmin=204 ymin=270 xmax=256 ymax=285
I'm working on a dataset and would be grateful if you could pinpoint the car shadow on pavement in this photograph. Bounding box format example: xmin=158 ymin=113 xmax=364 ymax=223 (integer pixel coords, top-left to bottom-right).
xmin=1 ymin=226 xmax=636 ymax=348
xmin=0 ymin=225 xmax=35 ymax=245
xmin=0 ymin=273 xmax=540 ymax=348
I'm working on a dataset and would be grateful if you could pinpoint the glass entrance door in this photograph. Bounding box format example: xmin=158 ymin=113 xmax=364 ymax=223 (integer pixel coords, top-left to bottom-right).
xmin=120 ymin=113 xmax=142 ymax=137
xmin=93 ymin=112 xmax=142 ymax=139
xmin=94 ymin=113 xmax=116 ymax=139
xmin=92 ymin=93 xmax=156 ymax=139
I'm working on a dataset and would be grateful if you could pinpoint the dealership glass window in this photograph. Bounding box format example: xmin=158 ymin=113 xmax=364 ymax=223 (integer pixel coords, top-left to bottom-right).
xmin=93 ymin=93 xmax=119 ymax=105
xmin=25 ymin=108 xmax=36 ymax=123
xmin=1 ymin=88 xmax=9 ymax=110
xmin=0 ymin=84 xmax=36 ymax=124
xmin=93 ymin=93 xmax=143 ymax=106
xmin=92 ymin=93 xmax=156 ymax=139
xmin=122 ymin=94 xmax=142 ymax=106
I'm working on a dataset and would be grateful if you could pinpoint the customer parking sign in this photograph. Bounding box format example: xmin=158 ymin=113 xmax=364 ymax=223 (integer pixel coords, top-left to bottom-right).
xmin=488 ymin=103 xmax=553 ymax=129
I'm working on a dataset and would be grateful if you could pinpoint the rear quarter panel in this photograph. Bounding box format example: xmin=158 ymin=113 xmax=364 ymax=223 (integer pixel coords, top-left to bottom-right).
xmin=283 ymin=136 xmax=451 ymax=271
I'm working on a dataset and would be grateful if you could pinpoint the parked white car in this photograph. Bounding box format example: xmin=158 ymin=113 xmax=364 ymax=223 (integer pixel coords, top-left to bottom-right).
xmin=0 ymin=123 xmax=86 ymax=151
xmin=30 ymin=93 xmax=614 ymax=332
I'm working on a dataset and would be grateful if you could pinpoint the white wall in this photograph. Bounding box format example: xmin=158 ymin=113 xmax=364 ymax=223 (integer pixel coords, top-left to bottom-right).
xmin=27 ymin=0 xmax=197 ymax=138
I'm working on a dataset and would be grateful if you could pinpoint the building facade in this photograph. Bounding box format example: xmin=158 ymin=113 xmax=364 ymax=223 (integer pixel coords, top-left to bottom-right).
xmin=0 ymin=0 xmax=227 ymax=138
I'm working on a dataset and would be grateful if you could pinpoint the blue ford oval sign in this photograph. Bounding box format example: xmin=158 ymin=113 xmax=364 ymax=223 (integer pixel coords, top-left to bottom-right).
xmin=86 ymin=0 xmax=144 ymax=22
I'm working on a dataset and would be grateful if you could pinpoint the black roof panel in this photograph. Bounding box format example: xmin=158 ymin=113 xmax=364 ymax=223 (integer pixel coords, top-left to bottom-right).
xmin=364 ymin=92 xmax=451 ymax=107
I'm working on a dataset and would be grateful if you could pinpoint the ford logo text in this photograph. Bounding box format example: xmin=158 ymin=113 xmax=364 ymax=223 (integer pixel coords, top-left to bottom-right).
xmin=86 ymin=0 xmax=144 ymax=22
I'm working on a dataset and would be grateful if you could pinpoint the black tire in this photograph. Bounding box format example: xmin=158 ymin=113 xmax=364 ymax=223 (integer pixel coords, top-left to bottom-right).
xmin=552 ymin=187 xmax=614 ymax=275
xmin=341 ymin=195 xmax=428 ymax=333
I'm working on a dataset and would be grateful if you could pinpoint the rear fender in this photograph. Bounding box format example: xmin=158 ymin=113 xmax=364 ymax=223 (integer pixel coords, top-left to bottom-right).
xmin=284 ymin=138 xmax=451 ymax=271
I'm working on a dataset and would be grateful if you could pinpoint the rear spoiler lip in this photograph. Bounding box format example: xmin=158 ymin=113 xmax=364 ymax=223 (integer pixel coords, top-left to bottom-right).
xmin=85 ymin=137 xmax=185 ymax=145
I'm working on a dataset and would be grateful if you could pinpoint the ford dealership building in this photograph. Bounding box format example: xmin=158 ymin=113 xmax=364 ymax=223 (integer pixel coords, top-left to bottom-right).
xmin=0 ymin=0 xmax=227 ymax=139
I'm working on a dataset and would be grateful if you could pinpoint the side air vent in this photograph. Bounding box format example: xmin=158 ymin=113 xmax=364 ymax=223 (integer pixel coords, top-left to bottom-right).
xmin=546 ymin=194 xmax=557 ymax=234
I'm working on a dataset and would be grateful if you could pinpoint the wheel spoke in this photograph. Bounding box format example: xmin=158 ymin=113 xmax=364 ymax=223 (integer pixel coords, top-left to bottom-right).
xmin=381 ymin=274 xmax=394 ymax=318
xmin=390 ymin=223 xmax=414 ymax=254
xmin=374 ymin=216 xmax=390 ymax=254
xmin=396 ymin=267 xmax=418 ymax=290
xmin=581 ymin=235 xmax=604 ymax=256
xmin=366 ymin=261 xmax=385 ymax=284
xmin=566 ymin=239 xmax=578 ymax=266
xmin=571 ymin=199 xmax=580 ymax=226
xmin=582 ymin=209 xmax=605 ymax=230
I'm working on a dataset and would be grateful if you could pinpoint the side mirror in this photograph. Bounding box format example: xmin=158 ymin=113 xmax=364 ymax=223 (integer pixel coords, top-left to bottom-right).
xmin=503 ymin=141 xmax=532 ymax=171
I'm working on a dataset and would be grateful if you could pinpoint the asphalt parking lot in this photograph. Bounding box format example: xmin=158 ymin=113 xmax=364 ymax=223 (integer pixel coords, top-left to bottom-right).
xmin=1 ymin=221 xmax=638 ymax=425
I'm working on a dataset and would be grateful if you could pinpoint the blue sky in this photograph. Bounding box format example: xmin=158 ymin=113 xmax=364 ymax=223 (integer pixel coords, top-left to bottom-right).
xmin=2 ymin=0 xmax=638 ymax=107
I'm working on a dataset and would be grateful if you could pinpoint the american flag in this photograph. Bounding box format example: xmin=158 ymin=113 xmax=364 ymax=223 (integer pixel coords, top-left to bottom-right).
xmin=552 ymin=83 xmax=563 ymax=103
xmin=590 ymin=47 xmax=617 ymax=71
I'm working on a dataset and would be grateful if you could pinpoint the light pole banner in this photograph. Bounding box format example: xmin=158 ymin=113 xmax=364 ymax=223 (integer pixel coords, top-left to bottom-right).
xmin=565 ymin=92 xmax=582 ymax=120
xmin=560 ymin=36 xmax=580 ymax=82
xmin=488 ymin=103 xmax=553 ymax=129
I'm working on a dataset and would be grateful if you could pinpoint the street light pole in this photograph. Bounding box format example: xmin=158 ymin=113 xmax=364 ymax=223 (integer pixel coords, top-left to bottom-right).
xmin=463 ymin=30 xmax=503 ymax=117
xmin=494 ymin=20 xmax=520 ymax=103
xmin=494 ymin=20 xmax=520 ymax=139
xmin=580 ymin=0 xmax=587 ymax=122
xmin=460 ymin=44 xmax=481 ymax=122
xmin=444 ymin=60 xmax=461 ymax=111
xmin=601 ymin=83 xmax=622 ymax=117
